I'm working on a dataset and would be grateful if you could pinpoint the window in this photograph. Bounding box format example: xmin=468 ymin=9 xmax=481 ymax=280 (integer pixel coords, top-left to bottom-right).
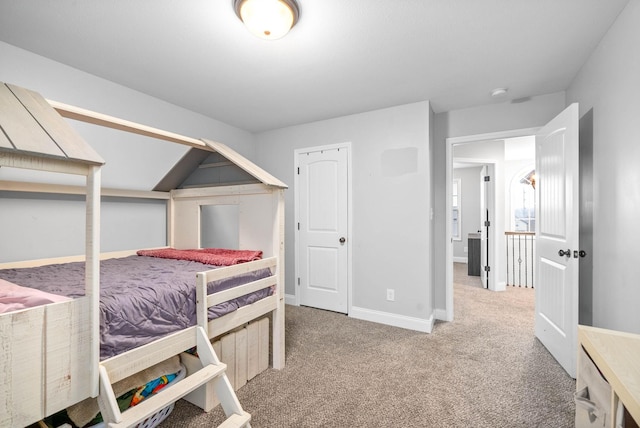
xmin=452 ymin=178 xmax=461 ymax=240
xmin=511 ymin=169 xmax=536 ymax=232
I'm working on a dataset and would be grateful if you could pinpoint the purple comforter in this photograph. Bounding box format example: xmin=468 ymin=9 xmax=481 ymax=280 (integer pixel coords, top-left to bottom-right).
xmin=0 ymin=256 xmax=272 ymax=359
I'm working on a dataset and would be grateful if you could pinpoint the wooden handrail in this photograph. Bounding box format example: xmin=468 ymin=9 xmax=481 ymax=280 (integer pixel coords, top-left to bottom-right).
xmin=504 ymin=231 xmax=535 ymax=236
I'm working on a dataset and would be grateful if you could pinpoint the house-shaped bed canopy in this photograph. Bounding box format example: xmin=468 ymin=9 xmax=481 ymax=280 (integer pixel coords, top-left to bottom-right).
xmin=0 ymin=82 xmax=286 ymax=428
xmin=0 ymin=82 xmax=105 ymax=426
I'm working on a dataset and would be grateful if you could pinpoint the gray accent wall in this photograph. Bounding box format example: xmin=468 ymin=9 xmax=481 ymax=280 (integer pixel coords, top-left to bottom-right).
xmin=566 ymin=0 xmax=640 ymax=334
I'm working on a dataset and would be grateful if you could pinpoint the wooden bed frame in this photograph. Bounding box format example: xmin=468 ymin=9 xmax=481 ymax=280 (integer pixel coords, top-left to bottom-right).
xmin=0 ymin=83 xmax=286 ymax=428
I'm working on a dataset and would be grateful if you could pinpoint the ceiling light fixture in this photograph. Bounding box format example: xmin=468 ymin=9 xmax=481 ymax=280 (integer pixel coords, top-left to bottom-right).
xmin=490 ymin=87 xmax=508 ymax=98
xmin=234 ymin=0 xmax=300 ymax=40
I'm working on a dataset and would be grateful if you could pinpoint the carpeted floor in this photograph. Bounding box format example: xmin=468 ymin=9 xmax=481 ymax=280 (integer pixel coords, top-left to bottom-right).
xmin=161 ymin=263 xmax=575 ymax=427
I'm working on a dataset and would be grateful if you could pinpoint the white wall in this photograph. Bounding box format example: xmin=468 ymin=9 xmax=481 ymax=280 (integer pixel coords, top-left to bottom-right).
xmin=433 ymin=92 xmax=566 ymax=311
xmin=255 ymin=102 xmax=432 ymax=325
xmin=0 ymin=42 xmax=255 ymax=261
xmin=566 ymin=0 xmax=640 ymax=334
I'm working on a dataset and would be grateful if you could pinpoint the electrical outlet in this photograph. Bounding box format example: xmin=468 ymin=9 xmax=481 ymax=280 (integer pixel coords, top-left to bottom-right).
xmin=386 ymin=288 xmax=395 ymax=301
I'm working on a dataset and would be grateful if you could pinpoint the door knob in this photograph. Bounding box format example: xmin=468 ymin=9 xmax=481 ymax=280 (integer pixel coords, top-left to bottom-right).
xmin=339 ymin=237 xmax=346 ymax=244
xmin=558 ymin=249 xmax=570 ymax=257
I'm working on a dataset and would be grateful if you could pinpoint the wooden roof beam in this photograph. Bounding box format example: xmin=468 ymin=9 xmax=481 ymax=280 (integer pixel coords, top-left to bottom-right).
xmin=48 ymin=100 xmax=214 ymax=151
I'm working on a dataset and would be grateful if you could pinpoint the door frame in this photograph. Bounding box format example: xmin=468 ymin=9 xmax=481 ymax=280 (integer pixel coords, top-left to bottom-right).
xmin=445 ymin=127 xmax=539 ymax=321
xmin=293 ymin=142 xmax=353 ymax=314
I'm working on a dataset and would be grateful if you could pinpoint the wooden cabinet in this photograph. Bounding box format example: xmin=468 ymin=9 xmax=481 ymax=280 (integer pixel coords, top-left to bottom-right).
xmin=577 ymin=325 xmax=640 ymax=427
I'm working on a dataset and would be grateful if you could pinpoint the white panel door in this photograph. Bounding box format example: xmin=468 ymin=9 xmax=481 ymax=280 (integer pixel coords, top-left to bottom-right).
xmin=297 ymin=147 xmax=348 ymax=313
xmin=535 ymin=103 xmax=579 ymax=378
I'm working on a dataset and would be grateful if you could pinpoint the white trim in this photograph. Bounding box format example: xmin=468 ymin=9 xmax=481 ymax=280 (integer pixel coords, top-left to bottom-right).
xmin=452 ymin=177 xmax=462 ymax=241
xmin=453 ymin=256 xmax=468 ymax=264
xmin=434 ymin=308 xmax=449 ymax=322
xmin=445 ymin=127 xmax=540 ymax=322
xmin=349 ymin=306 xmax=434 ymax=333
xmin=285 ymin=294 xmax=297 ymax=306
xmin=293 ymin=142 xmax=353 ymax=313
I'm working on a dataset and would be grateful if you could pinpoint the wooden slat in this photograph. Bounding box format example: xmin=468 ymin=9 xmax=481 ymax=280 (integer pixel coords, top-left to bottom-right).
xmin=0 ymin=151 xmax=90 ymax=175
xmin=258 ymin=318 xmax=269 ymax=373
xmin=235 ymin=328 xmax=248 ymax=389
xmin=45 ymin=299 xmax=93 ymax=415
xmin=101 ymin=326 xmax=198 ymax=383
xmin=98 ymin=365 xmax=121 ymax=424
xmin=206 ymin=276 xmax=276 ymax=308
xmin=199 ymin=161 xmax=234 ymax=169
xmin=0 ymin=84 xmax=63 ymax=157
xmin=201 ymin=257 xmax=277 ymax=283
xmin=48 ymin=99 xmax=211 ymax=151
xmin=7 ymin=84 xmax=103 ymax=165
xmin=0 ymin=247 xmax=168 ymax=270
xmin=111 ymin=364 xmax=227 ymax=428
xmin=218 ymin=412 xmax=251 ymax=428
xmin=208 ymin=296 xmax=278 ymax=340
xmin=181 ymin=180 xmax=260 ymax=189
xmin=221 ymin=333 xmax=236 ymax=389
xmin=202 ymin=139 xmax=287 ymax=189
xmin=171 ymin=183 xmax=273 ymax=199
xmin=0 ymin=307 xmax=45 ymax=427
xmin=0 ymin=124 xmax=12 ymax=148
xmin=247 ymin=321 xmax=260 ymax=380
xmin=0 ymin=180 xmax=170 ymax=199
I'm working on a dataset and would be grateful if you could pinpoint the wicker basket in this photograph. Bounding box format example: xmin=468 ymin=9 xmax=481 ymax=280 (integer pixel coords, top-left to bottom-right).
xmin=91 ymin=364 xmax=186 ymax=428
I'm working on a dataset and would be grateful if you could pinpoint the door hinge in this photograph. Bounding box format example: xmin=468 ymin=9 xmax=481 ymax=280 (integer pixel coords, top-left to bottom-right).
xmin=297 ymin=277 xmax=300 ymax=285
xmin=297 ymin=167 xmax=300 ymax=175
xmin=484 ymin=176 xmax=491 ymax=182
xmin=297 ymin=222 xmax=300 ymax=230
xmin=484 ymin=220 xmax=491 ymax=227
xmin=484 ymin=266 xmax=491 ymax=272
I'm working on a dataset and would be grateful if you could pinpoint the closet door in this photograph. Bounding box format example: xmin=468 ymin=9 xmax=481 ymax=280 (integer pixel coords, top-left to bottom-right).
xmin=296 ymin=146 xmax=349 ymax=313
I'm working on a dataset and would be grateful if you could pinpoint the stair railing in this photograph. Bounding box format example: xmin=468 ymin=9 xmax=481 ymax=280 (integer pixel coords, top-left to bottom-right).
xmin=505 ymin=231 xmax=535 ymax=288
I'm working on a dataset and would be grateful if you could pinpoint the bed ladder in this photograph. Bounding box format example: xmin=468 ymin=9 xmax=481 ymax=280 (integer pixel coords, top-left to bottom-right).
xmin=97 ymin=326 xmax=251 ymax=428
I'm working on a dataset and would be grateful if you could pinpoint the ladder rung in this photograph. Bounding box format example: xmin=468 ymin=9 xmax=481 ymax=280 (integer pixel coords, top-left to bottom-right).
xmin=218 ymin=411 xmax=251 ymax=428
xmin=108 ymin=363 xmax=226 ymax=428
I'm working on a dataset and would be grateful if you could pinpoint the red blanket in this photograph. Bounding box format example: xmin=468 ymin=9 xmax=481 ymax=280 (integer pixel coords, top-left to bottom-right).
xmin=136 ymin=248 xmax=262 ymax=266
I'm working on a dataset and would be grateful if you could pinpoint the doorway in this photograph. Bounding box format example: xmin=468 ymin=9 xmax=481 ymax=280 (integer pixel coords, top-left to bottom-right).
xmin=445 ymin=127 xmax=540 ymax=321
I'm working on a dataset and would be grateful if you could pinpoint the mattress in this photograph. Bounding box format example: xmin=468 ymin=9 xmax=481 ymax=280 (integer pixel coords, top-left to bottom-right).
xmin=0 ymin=255 xmax=272 ymax=359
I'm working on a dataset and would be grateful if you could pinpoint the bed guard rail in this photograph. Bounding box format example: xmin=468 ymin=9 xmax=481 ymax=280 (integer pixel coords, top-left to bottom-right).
xmin=195 ymin=257 xmax=278 ymax=336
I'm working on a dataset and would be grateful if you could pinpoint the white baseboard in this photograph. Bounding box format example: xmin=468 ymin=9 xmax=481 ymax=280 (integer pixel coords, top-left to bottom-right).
xmin=349 ymin=306 xmax=433 ymax=333
xmin=434 ymin=308 xmax=450 ymax=321
xmin=453 ymin=256 xmax=468 ymax=263
xmin=284 ymin=293 xmax=297 ymax=306
xmin=493 ymin=281 xmax=506 ymax=292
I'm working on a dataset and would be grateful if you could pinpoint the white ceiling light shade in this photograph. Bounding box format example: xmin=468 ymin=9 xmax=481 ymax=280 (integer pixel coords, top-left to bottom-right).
xmin=490 ymin=87 xmax=508 ymax=98
xmin=234 ymin=0 xmax=300 ymax=40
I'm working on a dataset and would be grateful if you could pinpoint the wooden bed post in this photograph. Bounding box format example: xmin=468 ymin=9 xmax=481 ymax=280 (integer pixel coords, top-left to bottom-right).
xmin=86 ymin=165 xmax=101 ymax=397
xmin=272 ymin=189 xmax=286 ymax=369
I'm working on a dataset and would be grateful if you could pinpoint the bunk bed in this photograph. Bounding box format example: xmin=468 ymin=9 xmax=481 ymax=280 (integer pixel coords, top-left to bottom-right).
xmin=0 ymin=82 xmax=287 ymax=428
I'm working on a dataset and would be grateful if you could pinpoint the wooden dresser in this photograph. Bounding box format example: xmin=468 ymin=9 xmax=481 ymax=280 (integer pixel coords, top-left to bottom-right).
xmin=578 ymin=325 xmax=640 ymax=427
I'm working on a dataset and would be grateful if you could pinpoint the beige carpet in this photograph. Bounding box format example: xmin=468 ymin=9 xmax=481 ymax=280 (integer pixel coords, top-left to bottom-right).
xmin=162 ymin=263 xmax=575 ymax=427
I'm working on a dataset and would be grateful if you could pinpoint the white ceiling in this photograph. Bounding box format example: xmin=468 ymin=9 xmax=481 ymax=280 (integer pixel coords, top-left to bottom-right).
xmin=0 ymin=0 xmax=630 ymax=133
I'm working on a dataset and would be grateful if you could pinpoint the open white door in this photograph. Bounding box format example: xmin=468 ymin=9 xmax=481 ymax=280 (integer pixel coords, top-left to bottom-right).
xmin=535 ymin=103 xmax=580 ymax=378
xmin=297 ymin=146 xmax=349 ymax=313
